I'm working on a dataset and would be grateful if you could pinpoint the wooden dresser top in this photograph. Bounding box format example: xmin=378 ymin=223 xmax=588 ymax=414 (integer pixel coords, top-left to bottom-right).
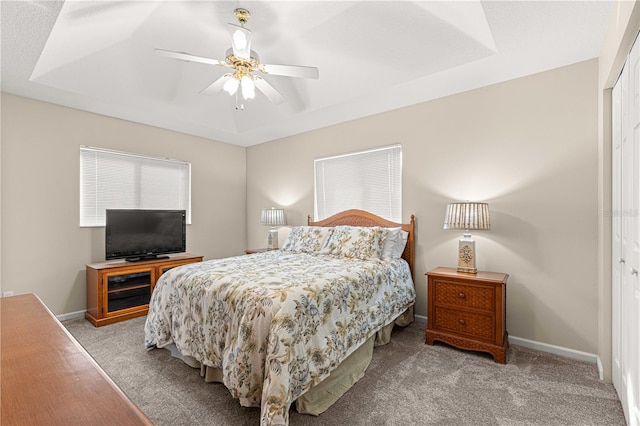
xmin=0 ymin=293 xmax=153 ymax=426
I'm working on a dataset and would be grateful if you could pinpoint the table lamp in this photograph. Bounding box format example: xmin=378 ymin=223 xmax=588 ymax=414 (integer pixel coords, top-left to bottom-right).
xmin=261 ymin=207 xmax=287 ymax=249
xmin=443 ymin=202 xmax=491 ymax=273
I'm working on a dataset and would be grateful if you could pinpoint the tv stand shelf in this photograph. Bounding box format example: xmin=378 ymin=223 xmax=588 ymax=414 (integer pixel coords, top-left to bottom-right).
xmin=85 ymin=253 xmax=203 ymax=327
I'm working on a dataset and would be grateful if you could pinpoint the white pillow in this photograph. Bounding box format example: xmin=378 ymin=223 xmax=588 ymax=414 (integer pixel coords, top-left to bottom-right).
xmin=381 ymin=227 xmax=409 ymax=260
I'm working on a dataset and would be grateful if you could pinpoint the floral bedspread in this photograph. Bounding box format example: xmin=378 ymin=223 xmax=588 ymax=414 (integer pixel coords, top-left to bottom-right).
xmin=144 ymin=251 xmax=415 ymax=426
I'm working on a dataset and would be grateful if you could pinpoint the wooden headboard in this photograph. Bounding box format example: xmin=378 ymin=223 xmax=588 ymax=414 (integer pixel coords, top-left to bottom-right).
xmin=308 ymin=209 xmax=415 ymax=280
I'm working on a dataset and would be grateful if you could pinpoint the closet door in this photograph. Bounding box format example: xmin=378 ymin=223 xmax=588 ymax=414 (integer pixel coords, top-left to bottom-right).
xmin=629 ymin=35 xmax=640 ymax=424
xmin=613 ymin=34 xmax=640 ymax=426
xmin=612 ymin=65 xmax=624 ymax=394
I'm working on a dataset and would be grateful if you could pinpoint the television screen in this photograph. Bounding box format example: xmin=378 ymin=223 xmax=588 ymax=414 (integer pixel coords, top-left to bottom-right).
xmin=105 ymin=209 xmax=186 ymax=261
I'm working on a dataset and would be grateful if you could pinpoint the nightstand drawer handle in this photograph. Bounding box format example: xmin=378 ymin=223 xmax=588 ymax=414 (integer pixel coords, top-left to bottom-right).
xmin=458 ymin=292 xmax=466 ymax=299
xmin=458 ymin=319 xmax=465 ymax=325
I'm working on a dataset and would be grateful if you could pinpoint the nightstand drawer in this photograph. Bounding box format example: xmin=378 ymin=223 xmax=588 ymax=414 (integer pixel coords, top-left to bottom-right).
xmin=433 ymin=306 xmax=495 ymax=340
xmin=433 ymin=280 xmax=494 ymax=311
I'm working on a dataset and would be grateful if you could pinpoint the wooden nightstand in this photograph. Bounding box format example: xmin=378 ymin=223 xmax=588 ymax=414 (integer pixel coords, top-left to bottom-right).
xmin=244 ymin=248 xmax=278 ymax=254
xmin=425 ymin=267 xmax=509 ymax=363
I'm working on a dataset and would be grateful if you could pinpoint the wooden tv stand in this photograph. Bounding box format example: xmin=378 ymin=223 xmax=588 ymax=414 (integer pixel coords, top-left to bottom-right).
xmin=86 ymin=253 xmax=202 ymax=327
xmin=1 ymin=294 xmax=153 ymax=425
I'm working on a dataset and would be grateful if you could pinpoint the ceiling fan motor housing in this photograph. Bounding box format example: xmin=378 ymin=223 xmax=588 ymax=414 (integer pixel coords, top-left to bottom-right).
xmin=224 ymin=48 xmax=260 ymax=80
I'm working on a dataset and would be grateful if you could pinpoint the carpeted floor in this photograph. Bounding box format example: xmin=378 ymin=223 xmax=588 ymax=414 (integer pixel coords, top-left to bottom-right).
xmin=63 ymin=317 xmax=625 ymax=425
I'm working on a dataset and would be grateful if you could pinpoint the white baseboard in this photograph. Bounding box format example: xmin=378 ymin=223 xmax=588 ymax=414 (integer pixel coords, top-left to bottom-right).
xmin=416 ymin=315 xmax=601 ymax=378
xmin=56 ymin=310 xmax=85 ymax=322
xmin=415 ymin=313 xmax=427 ymax=323
xmin=507 ymin=335 xmax=599 ymax=365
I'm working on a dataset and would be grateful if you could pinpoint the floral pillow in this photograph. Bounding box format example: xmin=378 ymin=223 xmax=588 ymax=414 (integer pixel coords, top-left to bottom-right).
xmin=281 ymin=226 xmax=334 ymax=254
xmin=320 ymin=226 xmax=387 ymax=260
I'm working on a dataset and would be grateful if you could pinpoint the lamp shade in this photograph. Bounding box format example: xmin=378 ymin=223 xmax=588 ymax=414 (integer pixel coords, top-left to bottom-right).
xmin=443 ymin=202 xmax=491 ymax=231
xmin=261 ymin=208 xmax=287 ymax=226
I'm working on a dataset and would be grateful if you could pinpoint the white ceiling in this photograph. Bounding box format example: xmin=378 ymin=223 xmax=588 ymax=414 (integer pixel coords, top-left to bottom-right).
xmin=1 ymin=1 xmax=613 ymax=147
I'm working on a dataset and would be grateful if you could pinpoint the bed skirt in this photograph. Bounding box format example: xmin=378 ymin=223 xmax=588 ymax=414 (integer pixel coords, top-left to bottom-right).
xmin=163 ymin=306 xmax=414 ymax=415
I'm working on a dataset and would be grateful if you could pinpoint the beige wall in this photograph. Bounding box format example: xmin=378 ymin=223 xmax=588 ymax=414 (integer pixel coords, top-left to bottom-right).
xmin=247 ymin=59 xmax=599 ymax=354
xmin=0 ymin=93 xmax=247 ymax=315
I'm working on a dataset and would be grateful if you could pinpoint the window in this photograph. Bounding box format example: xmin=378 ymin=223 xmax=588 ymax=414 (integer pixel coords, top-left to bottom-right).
xmin=314 ymin=144 xmax=402 ymax=222
xmin=80 ymin=146 xmax=191 ymax=227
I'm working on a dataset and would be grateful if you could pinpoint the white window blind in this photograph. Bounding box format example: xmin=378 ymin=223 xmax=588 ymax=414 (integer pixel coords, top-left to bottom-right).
xmin=314 ymin=144 xmax=402 ymax=222
xmin=80 ymin=146 xmax=191 ymax=227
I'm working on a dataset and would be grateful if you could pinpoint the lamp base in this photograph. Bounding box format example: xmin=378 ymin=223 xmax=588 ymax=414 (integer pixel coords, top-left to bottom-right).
xmin=267 ymin=227 xmax=279 ymax=249
xmin=457 ymin=238 xmax=477 ymax=274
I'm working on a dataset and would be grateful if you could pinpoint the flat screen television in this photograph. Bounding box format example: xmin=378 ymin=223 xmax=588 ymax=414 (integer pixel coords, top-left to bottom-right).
xmin=105 ymin=209 xmax=186 ymax=262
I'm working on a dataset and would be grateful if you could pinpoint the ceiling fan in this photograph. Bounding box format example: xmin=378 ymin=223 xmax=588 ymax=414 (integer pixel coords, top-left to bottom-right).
xmin=155 ymin=8 xmax=319 ymax=107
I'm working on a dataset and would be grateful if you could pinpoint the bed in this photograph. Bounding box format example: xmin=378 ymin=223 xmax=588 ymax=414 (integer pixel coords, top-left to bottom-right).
xmin=144 ymin=209 xmax=416 ymax=426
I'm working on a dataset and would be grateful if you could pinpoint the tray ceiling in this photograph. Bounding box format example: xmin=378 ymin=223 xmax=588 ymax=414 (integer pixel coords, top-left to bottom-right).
xmin=1 ymin=1 xmax=613 ymax=146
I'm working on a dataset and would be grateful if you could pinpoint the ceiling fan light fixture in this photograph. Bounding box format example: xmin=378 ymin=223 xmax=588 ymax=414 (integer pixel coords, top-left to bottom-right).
xmin=155 ymin=8 xmax=318 ymax=107
xmin=223 ymin=78 xmax=239 ymax=95
xmin=241 ymin=76 xmax=255 ymax=99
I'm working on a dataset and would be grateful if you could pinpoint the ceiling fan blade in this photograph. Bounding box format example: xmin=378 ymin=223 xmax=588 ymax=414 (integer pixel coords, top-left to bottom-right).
xmin=200 ymin=75 xmax=231 ymax=96
xmin=253 ymin=77 xmax=286 ymax=104
xmin=261 ymin=64 xmax=319 ymax=79
xmin=228 ymin=24 xmax=252 ymax=59
xmin=154 ymin=48 xmax=226 ymax=67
